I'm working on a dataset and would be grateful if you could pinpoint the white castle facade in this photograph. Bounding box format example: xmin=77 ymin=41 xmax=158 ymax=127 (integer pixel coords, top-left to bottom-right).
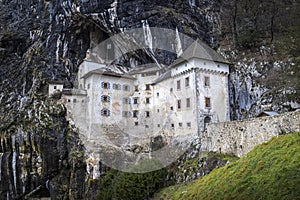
xmin=49 ymin=40 xmax=230 ymax=146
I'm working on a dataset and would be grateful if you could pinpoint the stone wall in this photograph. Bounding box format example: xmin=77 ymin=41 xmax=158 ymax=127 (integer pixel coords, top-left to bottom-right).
xmin=201 ymin=111 xmax=300 ymax=157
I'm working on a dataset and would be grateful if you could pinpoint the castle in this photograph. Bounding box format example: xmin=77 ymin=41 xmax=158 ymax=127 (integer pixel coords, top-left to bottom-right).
xmin=49 ymin=40 xmax=230 ymax=146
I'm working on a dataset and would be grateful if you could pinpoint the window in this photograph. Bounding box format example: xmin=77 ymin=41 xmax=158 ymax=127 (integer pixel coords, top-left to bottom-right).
xmin=204 ymin=116 xmax=211 ymax=129
xmin=123 ymin=85 xmax=130 ymax=91
xmin=87 ymin=84 xmax=90 ymax=89
xmin=170 ymin=106 xmax=173 ymax=111
xmin=170 ymin=88 xmax=173 ymax=92
xmin=205 ymin=97 xmax=211 ymax=108
xmin=157 ymin=109 xmax=160 ymax=113
xmin=67 ymin=99 xmax=71 ymax=102
xmin=186 ymin=98 xmax=191 ymax=108
xmin=73 ymin=99 xmax=77 ymax=103
xmin=135 ymin=86 xmax=139 ymax=91
xmin=204 ymin=76 xmax=210 ymax=87
xmin=133 ymin=98 xmax=138 ymax=104
xmin=146 ymin=84 xmax=151 ymax=90
xmin=145 ymin=125 xmax=149 ymax=128
xmin=157 ymin=124 xmax=160 ymax=128
xmin=185 ymin=77 xmax=190 ymax=87
xmin=177 ymin=80 xmax=181 ymax=90
xmin=101 ymin=95 xmax=111 ymax=103
xmin=101 ymin=109 xmax=111 ymax=117
xmin=123 ymin=98 xmax=131 ymax=104
xmin=122 ymin=111 xmax=131 ymax=117
xmin=134 ymin=122 xmax=139 ymax=126
xmin=171 ymin=124 xmax=175 ymax=129
xmin=177 ymin=100 xmax=181 ymax=109
xmin=178 ymin=123 xmax=183 ymax=128
xmin=54 ymin=86 xmax=57 ymax=89
xmin=187 ymin=122 xmax=191 ymax=128
xmin=145 ymin=111 xmax=150 ymax=117
xmin=133 ymin=111 xmax=138 ymax=118
xmin=101 ymin=82 xmax=110 ymax=89
xmin=146 ymin=98 xmax=150 ymax=104
xmin=157 ymin=92 xmax=159 ymax=97
xmin=113 ymin=83 xmax=121 ymax=90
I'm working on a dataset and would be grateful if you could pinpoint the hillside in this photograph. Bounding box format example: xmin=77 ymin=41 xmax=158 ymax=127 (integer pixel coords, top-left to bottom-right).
xmin=154 ymin=133 xmax=300 ymax=200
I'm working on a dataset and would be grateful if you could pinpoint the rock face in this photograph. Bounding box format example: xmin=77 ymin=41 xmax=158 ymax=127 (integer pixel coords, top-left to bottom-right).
xmin=0 ymin=1 xmax=220 ymax=198
xmin=0 ymin=0 xmax=299 ymax=199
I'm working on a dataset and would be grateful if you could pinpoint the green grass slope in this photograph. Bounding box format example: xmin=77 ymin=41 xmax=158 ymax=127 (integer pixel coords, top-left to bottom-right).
xmin=154 ymin=133 xmax=300 ymax=200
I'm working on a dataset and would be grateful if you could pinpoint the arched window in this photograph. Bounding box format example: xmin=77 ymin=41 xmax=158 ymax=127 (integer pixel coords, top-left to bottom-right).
xmin=101 ymin=95 xmax=111 ymax=103
xmin=204 ymin=116 xmax=211 ymax=130
xmin=101 ymin=109 xmax=110 ymax=117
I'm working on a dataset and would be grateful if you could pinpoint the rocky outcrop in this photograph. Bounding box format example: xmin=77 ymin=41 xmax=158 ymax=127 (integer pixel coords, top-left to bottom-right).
xmin=0 ymin=0 xmax=299 ymax=198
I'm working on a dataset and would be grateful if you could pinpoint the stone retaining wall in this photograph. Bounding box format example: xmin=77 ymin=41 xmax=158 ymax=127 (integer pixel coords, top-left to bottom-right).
xmin=200 ymin=111 xmax=300 ymax=157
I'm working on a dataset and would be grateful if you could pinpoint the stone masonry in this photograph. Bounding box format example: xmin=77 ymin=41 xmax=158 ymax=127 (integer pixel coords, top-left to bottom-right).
xmin=201 ymin=111 xmax=300 ymax=157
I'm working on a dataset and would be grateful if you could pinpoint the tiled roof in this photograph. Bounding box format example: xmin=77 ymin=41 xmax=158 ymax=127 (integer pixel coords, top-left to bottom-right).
xmin=153 ymin=70 xmax=171 ymax=84
xmin=128 ymin=63 xmax=162 ymax=75
xmin=82 ymin=68 xmax=136 ymax=80
xmin=169 ymin=39 xmax=229 ymax=68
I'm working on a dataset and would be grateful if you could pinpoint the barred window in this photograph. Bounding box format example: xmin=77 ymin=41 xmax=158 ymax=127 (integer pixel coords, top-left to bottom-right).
xmin=101 ymin=82 xmax=110 ymax=89
xmin=101 ymin=95 xmax=111 ymax=103
xmin=101 ymin=109 xmax=110 ymax=117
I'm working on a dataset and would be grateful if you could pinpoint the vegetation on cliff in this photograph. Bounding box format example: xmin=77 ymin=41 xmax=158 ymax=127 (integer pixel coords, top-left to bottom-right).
xmin=153 ymin=133 xmax=300 ymax=200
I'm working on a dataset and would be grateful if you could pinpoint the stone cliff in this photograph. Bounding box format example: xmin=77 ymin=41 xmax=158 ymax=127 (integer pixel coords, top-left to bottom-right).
xmin=0 ymin=0 xmax=299 ymax=199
